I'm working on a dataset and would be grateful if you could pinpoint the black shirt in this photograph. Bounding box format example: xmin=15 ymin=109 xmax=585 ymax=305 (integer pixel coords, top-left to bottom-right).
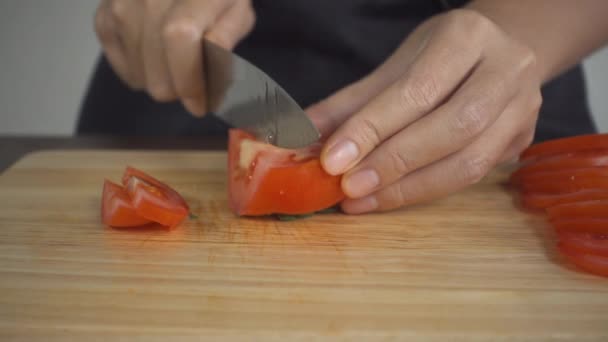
xmin=77 ymin=0 xmax=596 ymax=142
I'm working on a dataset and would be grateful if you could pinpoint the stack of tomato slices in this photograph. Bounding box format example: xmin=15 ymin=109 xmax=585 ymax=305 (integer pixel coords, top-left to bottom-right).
xmin=511 ymin=134 xmax=608 ymax=277
xmin=228 ymin=129 xmax=345 ymax=216
xmin=102 ymin=167 xmax=189 ymax=228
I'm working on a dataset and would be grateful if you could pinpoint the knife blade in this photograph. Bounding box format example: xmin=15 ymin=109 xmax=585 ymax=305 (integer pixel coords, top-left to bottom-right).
xmin=203 ymin=40 xmax=320 ymax=149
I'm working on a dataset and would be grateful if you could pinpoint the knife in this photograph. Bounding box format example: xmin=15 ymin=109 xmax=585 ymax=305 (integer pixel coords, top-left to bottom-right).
xmin=203 ymin=40 xmax=320 ymax=149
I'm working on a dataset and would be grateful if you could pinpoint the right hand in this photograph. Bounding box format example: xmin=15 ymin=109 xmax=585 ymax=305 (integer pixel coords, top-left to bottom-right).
xmin=95 ymin=0 xmax=256 ymax=116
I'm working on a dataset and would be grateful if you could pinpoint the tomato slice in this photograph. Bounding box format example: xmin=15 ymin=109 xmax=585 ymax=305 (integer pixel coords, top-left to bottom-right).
xmin=122 ymin=167 xmax=189 ymax=227
xmin=557 ymin=231 xmax=608 ymax=257
xmin=521 ymin=189 xmax=608 ymax=210
xmin=558 ymin=242 xmax=608 ymax=277
xmin=228 ymin=129 xmax=345 ymax=216
xmin=520 ymin=134 xmax=608 ymax=161
xmin=511 ymin=151 xmax=608 ymax=185
xmin=547 ymin=200 xmax=608 ymax=220
xmin=102 ymin=180 xmax=151 ymax=227
xmin=518 ymin=168 xmax=608 ymax=194
xmin=553 ymin=218 xmax=608 ymax=235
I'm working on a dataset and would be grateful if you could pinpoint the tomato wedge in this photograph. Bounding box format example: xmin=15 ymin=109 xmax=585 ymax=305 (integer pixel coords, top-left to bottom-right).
xmin=552 ymin=218 xmax=608 ymax=235
xmin=511 ymin=151 xmax=608 ymax=185
xmin=122 ymin=166 xmax=189 ymax=227
xmin=559 ymin=243 xmax=608 ymax=277
xmin=228 ymin=129 xmax=345 ymax=216
xmin=557 ymin=231 xmax=608 ymax=257
xmin=520 ymin=133 xmax=608 ymax=161
xmin=521 ymin=189 xmax=608 ymax=210
xmin=547 ymin=200 xmax=608 ymax=220
xmin=102 ymin=180 xmax=152 ymax=227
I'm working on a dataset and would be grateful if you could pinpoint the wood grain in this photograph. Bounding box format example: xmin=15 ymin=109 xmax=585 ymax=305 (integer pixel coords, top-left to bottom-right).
xmin=0 ymin=150 xmax=607 ymax=341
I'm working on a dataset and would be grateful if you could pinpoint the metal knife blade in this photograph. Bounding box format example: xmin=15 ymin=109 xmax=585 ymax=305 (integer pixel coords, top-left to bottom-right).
xmin=203 ymin=40 xmax=320 ymax=149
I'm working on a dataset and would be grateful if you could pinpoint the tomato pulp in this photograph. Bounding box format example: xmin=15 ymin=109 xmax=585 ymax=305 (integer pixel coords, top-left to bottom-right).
xmin=228 ymin=129 xmax=345 ymax=216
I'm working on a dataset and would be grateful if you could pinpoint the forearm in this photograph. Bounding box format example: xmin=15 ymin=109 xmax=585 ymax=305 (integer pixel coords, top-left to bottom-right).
xmin=467 ymin=0 xmax=608 ymax=83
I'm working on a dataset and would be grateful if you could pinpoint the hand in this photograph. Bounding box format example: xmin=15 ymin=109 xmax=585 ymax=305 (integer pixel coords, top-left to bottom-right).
xmin=94 ymin=0 xmax=255 ymax=116
xmin=307 ymin=9 xmax=542 ymax=214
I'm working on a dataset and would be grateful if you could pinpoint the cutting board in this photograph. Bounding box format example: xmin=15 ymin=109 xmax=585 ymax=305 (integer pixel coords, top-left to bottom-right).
xmin=1 ymin=150 xmax=607 ymax=341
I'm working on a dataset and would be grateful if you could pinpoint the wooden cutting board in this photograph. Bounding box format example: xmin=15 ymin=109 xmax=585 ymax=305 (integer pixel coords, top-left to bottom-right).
xmin=1 ymin=150 xmax=607 ymax=341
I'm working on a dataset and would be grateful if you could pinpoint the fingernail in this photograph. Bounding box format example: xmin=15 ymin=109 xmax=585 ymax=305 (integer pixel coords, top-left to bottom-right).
xmin=342 ymin=195 xmax=379 ymax=214
xmin=324 ymin=140 xmax=359 ymax=175
xmin=183 ymin=97 xmax=206 ymax=117
xmin=344 ymin=168 xmax=380 ymax=198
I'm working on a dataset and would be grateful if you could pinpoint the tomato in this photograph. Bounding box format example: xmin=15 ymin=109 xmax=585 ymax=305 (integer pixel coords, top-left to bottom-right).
xmin=518 ymin=168 xmax=608 ymax=194
xmin=511 ymin=151 xmax=608 ymax=185
xmin=559 ymin=242 xmax=608 ymax=277
xmin=228 ymin=129 xmax=345 ymax=216
xmin=547 ymin=200 xmax=608 ymax=220
xmin=520 ymin=133 xmax=608 ymax=161
xmin=101 ymin=180 xmax=151 ymax=227
xmin=122 ymin=166 xmax=189 ymax=227
xmin=552 ymin=218 xmax=608 ymax=235
xmin=557 ymin=231 xmax=608 ymax=257
xmin=521 ymin=189 xmax=608 ymax=210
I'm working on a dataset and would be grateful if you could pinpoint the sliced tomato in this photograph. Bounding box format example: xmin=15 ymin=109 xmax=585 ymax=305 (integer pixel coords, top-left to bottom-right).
xmin=547 ymin=200 xmax=608 ymax=220
xmin=518 ymin=168 xmax=608 ymax=194
xmin=511 ymin=151 xmax=608 ymax=185
xmin=520 ymin=133 xmax=608 ymax=161
xmin=122 ymin=166 xmax=189 ymax=227
xmin=553 ymin=218 xmax=608 ymax=235
xmin=559 ymin=242 xmax=608 ymax=277
xmin=102 ymin=180 xmax=151 ymax=227
xmin=228 ymin=129 xmax=345 ymax=216
xmin=557 ymin=231 xmax=608 ymax=257
xmin=521 ymin=189 xmax=608 ymax=210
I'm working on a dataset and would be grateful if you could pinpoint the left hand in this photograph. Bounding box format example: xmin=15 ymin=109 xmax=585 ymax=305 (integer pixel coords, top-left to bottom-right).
xmin=307 ymin=9 xmax=543 ymax=214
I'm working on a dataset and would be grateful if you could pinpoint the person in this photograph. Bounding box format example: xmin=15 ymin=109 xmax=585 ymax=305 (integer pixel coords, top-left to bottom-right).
xmin=79 ymin=0 xmax=608 ymax=214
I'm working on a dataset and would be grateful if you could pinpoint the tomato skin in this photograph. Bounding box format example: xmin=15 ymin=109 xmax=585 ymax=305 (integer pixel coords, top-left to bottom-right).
xmin=228 ymin=129 xmax=345 ymax=216
xmin=552 ymin=218 xmax=608 ymax=235
xmin=521 ymin=190 xmax=608 ymax=210
xmin=547 ymin=200 xmax=608 ymax=220
xmin=101 ymin=180 xmax=151 ymax=227
xmin=511 ymin=151 xmax=608 ymax=185
xmin=557 ymin=231 xmax=608 ymax=257
xmin=518 ymin=168 xmax=608 ymax=194
xmin=559 ymin=243 xmax=608 ymax=277
xmin=520 ymin=133 xmax=608 ymax=161
xmin=122 ymin=167 xmax=189 ymax=228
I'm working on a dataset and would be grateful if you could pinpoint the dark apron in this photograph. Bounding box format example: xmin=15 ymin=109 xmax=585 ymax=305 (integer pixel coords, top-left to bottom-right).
xmin=77 ymin=0 xmax=595 ymax=142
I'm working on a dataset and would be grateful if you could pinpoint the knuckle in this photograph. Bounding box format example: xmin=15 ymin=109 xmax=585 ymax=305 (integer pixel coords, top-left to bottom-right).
xmin=354 ymin=117 xmax=383 ymax=148
xmin=147 ymin=85 xmax=175 ymax=102
xmin=461 ymin=154 xmax=492 ymax=185
xmin=109 ymin=0 xmax=129 ymax=23
xmin=399 ymin=73 xmax=440 ymax=112
xmin=387 ymin=147 xmax=416 ymax=176
xmin=529 ymin=90 xmax=543 ymax=113
xmin=94 ymin=10 xmax=111 ymax=41
xmin=381 ymin=184 xmax=409 ymax=211
xmin=444 ymin=9 xmax=494 ymax=42
xmin=451 ymin=101 xmax=488 ymax=140
xmin=163 ymin=17 xmax=202 ymax=43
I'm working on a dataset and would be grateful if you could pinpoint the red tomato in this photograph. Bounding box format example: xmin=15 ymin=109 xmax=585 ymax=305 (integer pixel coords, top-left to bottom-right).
xmin=547 ymin=200 xmax=608 ymax=220
xmin=519 ymin=168 xmax=608 ymax=194
xmin=122 ymin=167 xmax=189 ymax=227
xmin=553 ymin=218 xmax=608 ymax=235
xmin=521 ymin=133 xmax=608 ymax=161
xmin=521 ymin=190 xmax=608 ymax=210
xmin=228 ymin=129 xmax=345 ymax=216
xmin=557 ymin=231 xmax=608 ymax=257
xmin=102 ymin=180 xmax=151 ymax=227
xmin=511 ymin=151 xmax=608 ymax=185
xmin=559 ymin=242 xmax=608 ymax=277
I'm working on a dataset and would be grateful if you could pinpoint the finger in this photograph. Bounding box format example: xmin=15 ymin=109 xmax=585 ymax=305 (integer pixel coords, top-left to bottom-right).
xmin=142 ymin=0 xmax=176 ymax=102
xmin=205 ymin=0 xmax=255 ymax=49
xmin=321 ymin=20 xmax=485 ymax=176
xmin=342 ymin=93 xmax=540 ymax=214
xmin=498 ymin=127 xmax=536 ymax=165
xmin=341 ymin=58 xmax=529 ymax=199
xmin=95 ymin=0 xmax=131 ymax=86
xmin=107 ymin=0 xmax=146 ymax=89
xmin=162 ymin=0 xmax=234 ymax=116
